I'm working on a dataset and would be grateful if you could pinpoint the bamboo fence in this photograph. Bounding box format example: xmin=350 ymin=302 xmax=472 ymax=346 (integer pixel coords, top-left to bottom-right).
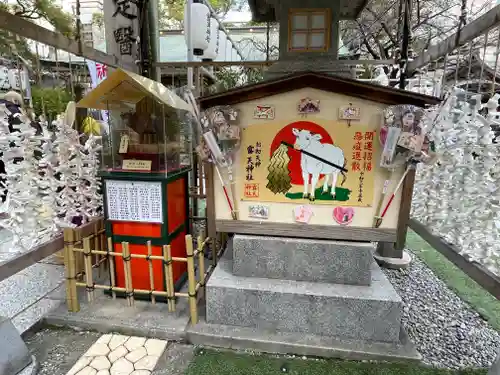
xmin=63 ymin=225 xmax=213 ymax=325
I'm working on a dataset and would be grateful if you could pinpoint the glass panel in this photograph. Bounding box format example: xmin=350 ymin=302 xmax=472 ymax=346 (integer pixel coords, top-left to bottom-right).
xmin=291 ymin=32 xmax=307 ymax=48
xmin=291 ymin=14 xmax=308 ymax=30
xmin=311 ymin=13 xmax=326 ymax=29
xmin=310 ymin=32 xmax=326 ymax=48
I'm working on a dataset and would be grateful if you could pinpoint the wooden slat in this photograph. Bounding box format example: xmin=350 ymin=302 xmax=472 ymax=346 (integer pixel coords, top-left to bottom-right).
xmin=408 ymin=5 xmax=500 ymax=72
xmin=216 ymin=220 xmax=397 ymax=242
xmin=155 ymin=59 xmax=396 ymax=68
xmin=409 ymin=219 xmax=500 ymax=300
xmin=0 ymin=235 xmax=63 ymax=282
xmin=0 ymin=9 xmax=135 ymax=71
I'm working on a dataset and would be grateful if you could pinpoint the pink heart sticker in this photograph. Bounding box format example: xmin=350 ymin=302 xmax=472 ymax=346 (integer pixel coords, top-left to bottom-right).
xmin=333 ymin=207 xmax=354 ymax=225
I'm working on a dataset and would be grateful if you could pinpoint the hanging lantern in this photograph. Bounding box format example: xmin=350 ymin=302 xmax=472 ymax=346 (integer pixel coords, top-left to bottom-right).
xmin=202 ymin=19 xmax=219 ymax=61
xmin=184 ymin=0 xmax=211 ymax=56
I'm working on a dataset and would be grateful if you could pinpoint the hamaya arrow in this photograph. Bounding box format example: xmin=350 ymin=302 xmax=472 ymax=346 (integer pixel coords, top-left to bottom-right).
xmin=280 ymin=141 xmax=348 ymax=173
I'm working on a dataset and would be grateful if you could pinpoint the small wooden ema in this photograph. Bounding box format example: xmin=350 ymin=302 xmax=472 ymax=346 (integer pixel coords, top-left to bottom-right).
xmin=198 ymin=72 xmax=440 ymax=243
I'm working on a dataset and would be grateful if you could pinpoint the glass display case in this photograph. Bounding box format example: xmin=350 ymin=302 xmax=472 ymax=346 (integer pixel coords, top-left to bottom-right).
xmin=100 ymin=80 xmax=193 ymax=174
xmin=77 ymin=69 xmax=195 ymax=297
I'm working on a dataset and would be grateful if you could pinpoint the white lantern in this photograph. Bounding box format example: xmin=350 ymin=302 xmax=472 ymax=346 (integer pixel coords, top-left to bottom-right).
xmin=202 ymin=19 xmax=219 ymax=61
xmin=184 ymin=1 xmax=211 ymax=56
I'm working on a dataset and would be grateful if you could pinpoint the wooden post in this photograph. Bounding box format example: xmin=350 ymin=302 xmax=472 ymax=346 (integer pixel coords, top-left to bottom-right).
xmin=107 ymin=237 xmax=117 ymax=299
xmin=83 ymin=237 xmax=95 ymax=303
xmin=185 ymin=235 xmax=198 ymax=324
xmin=396 ymin=167 xmax=416 ymax=252
xmin=204 ymin=162 xmax=217 ymax=267
xmin=204 ymin=162 xmax=216 ymax=240
xmin=63 ymin=228 xmax=79 ymax=312
xmin=146 ymin=241 xmax=156 ymax=304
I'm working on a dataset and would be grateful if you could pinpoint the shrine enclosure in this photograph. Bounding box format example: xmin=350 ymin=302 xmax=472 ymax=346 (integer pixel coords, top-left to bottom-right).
xmin=199 ymin=72 xmax=440 ymax=242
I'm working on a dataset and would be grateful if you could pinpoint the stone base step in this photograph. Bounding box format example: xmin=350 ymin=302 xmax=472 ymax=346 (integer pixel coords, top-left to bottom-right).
xmin=232 ymin=235 xmax=373 ymax=285
xmin=186 ymin=318 xmax=421 ymax=362
xmin=206 ymin=253 xmax=402 ymax=343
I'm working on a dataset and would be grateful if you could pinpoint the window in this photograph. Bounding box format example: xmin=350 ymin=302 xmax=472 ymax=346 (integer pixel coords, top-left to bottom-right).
xmin=288 ymin=9 xmax=330 ymax=52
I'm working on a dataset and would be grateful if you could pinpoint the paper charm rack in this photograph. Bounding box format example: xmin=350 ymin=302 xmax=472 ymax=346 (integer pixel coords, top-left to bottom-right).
xmin=77 ymin=69 xmax=195 ymax=296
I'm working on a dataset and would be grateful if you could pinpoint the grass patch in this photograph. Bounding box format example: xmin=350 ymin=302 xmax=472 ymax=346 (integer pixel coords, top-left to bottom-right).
xmin=406 ymin=229 xmax=500 ymax=331
xmin=186 ymin=349 xmax=486 ymax=375
xmin=285 ymin=186 xmax=351 ymax=201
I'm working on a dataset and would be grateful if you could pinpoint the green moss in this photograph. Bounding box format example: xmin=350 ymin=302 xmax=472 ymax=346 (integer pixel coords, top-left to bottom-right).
xmin=285 ymin=186 xmax=351 ymax=201
xmin=185 ymin=349 xmax=486 ymax=375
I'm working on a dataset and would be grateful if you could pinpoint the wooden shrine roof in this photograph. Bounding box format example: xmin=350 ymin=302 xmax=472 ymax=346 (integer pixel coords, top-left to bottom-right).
xmin=198 ymin=71 xmax=442 ymax=110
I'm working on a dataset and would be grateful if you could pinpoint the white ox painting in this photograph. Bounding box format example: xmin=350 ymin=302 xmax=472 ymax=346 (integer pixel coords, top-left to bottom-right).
xmin=292 ymin=128 xmax=347 ymax=201
xmin=242 ymin=120 xmax=376 ymax=207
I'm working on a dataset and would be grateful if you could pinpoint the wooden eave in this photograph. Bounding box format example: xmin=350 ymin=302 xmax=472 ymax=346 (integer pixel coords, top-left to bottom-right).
xmin=198 ymin=71 xmax=441 ymax=110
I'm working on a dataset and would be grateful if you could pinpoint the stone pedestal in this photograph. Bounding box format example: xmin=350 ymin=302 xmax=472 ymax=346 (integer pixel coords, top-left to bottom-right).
xmin=0 ymin=316 xmax=32 ymax=375
xmin=233 ymin=235 xmax=373 ymax=285
xmin=205 ymin=235 xmax=405 ymax=345
xmin=489 ymin=351 xmax=500 ymax=375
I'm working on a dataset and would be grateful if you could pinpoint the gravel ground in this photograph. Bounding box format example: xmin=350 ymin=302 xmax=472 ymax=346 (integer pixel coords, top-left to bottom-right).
xmin=383 ymin=249 xmax=500 ymax=370
xmin=24 ymin=327 xmax=100 ymax=375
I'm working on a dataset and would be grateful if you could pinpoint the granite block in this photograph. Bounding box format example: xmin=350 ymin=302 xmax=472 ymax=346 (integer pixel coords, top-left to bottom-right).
xmin=489 ymin=351 xmax=500 ymax=375
xmin=232 ymin=235 xmax=373 ymax=285
xmin=207 ymin=253 xmax=402 ymax=343
xmin=187 ymin=318 xmax=421 ymax=362
xmin=0 ymin=316 xmax=32 ymax=375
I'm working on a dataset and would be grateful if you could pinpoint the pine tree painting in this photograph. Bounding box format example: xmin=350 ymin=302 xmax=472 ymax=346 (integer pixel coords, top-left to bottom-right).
xmin=266 ymin=144 xmax=292 ymax=194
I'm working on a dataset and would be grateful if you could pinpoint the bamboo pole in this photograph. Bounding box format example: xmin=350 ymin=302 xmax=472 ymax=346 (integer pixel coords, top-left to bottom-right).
xmin=163 ymin=245 xmax=173 ymax=312
xmin=122 ymin=242 xmax=132 ymax=306
xmin=100 ymin=221 xmax=107 ymax=272
xmin=197 ymin=235 xmax=206 ymax=299
xmin=146 ymin=241 xmax=156 ymax=304
xmin=74 ymin=228 xmax=83 ymax=280
xmin=83 ymin=237 xmax=95 ymax=303
xmin=74 ymin=283 xmax=189 ymax=298
xmin=72 ymin=248 xmax=188 ymax=262
xmin=93 ymin=221 xmax=101 ymax=278
xmin=125 ymin=242 xmax=134 ymax=306
xmin=165 ymin=245 xmax=176 ymax=312
xmin=107 ymin=237 xmax=117 ymax=299
xmin=185 ymin=235 xmax=198 ymax=324
xmin=63 ymin=228 xmax=79 ymax=312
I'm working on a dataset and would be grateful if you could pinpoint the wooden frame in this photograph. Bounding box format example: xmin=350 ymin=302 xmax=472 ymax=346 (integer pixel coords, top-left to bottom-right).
xmin=287 ymin=8 xmax=331 ymax=53
xmin=198 ymin=72 xmax=441 ymax=110
xmin=410 ymin=219 xmax=500 ymax=300
xmin=216 ymin=220 xmax=397 ymax=242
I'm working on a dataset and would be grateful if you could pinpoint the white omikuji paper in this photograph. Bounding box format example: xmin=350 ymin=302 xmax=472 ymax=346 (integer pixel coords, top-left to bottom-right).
xmin=105 ymin=180 xmax=163 ymax=223
xmin=412 ymin=88 xmax=500 ymax=277
xmin=0 ymin=102 xmax=103 ymax=250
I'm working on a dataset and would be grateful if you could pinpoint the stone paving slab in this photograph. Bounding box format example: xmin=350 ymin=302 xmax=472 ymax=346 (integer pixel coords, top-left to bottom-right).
xmin=0 ymin=263 xmax=65 ymax=324
xmin=46 ymin=293 xmax=191 ymax=342
xmin=66 ymin=334 xmax=168 ymax=375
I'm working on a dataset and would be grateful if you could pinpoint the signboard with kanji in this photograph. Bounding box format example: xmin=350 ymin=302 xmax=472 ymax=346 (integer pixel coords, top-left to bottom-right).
xmin=103 ymin=0 xmax=140 ymax=72
xmin=240 ymin=120 xmax=378 ymax=207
